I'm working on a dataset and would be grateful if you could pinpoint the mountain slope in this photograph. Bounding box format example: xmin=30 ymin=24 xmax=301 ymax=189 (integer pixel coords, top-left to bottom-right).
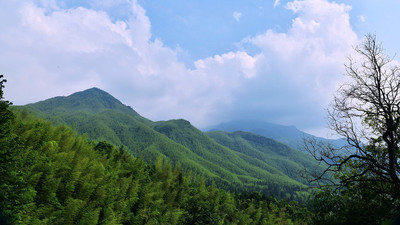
xmin=153 ymin=119 xmax=316 ymax=198
xmin=19 ymin=88 xmax=212 ymax=172
xmin=16 ymin=88 xmax=320 ymax=199
xmin=206 ymin=130 xmax=324 ymax=185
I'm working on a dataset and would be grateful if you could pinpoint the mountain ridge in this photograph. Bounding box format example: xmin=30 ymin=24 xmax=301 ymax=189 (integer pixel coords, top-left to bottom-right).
xmin=207 ymin=119 xmax=347 ymax=150
xmin=15 ymin=87 xmax=323 ymax=199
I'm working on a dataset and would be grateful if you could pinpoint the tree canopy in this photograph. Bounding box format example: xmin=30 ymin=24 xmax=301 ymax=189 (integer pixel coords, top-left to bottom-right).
xmin=0 ymin=75 xmax=311 ymax=224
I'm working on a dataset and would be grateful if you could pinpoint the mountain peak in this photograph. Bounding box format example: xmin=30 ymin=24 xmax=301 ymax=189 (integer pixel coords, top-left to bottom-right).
xmin=77 ymin=87 xmax=109 ymax=94
xmin=70 ymin=87 xmax=119 ymax=101
xmin=26 ymin=87 xmax=142 ymax=118
xmin=55 ymin=87 xmax=124 ymax=112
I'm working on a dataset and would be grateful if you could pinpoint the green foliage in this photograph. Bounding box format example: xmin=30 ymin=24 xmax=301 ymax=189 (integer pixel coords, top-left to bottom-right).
xmin=207 ymin=131 xmax=323 ymax=184
xmin=309 ymin=154 xmax=400 ymax=224
xmin=0 ymin=77 xmax=312 ymax=223
xmin=309 ymin=183 xmax=400 ymax=225
xmin=0 ymin=75 xmax=35 ymax=224
xmin=206 ymin=130 xmax=324 ymax=200
xmin=16 ymin=88 xmax=321 ymax=200
xmin=0 ymin=109 xmax=311 ymax=224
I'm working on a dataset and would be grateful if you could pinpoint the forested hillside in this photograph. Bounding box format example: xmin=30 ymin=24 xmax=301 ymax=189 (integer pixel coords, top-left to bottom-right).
xmin=1 ymin=81 xmax=311 ymax=224
xmin=207 ymin=131 xmax=325 ymax=186
xmin=16 ymin=88 xmax=323 ymax=199
xmin=154 ymin=120 xmax=306 ymax=199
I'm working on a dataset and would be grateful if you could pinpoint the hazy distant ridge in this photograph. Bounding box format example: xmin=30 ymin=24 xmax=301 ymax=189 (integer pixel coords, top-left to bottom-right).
xmin=207 ymin=120 xmax=347 ymax=150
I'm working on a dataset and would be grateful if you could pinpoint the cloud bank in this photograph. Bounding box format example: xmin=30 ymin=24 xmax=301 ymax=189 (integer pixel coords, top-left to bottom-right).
xmin=0 ymin=0 xmax=358 ymax=136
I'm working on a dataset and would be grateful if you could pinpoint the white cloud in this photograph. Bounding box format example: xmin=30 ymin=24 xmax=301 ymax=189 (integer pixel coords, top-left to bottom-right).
xmin=273 ymin=0 xmax=281 ymax=8
xmin=0 ymin=0 xmax=359 ymax=135
xmin=248 ymin=0 xmax=356 ymax=91
xmin=20 ymin=4 xmax=133 ymax=52
xmin=236 ymin=0 xmax=357 ymax=129
xmin=233 ymin=11 xmax=242 ymax=22
xmin=358 ymin=15 xmax=366 ymax=22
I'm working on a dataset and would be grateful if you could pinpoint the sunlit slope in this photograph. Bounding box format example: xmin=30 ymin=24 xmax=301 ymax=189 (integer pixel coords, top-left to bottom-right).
xmin=207 ymin=130 xmax=323 ymax=185
xmin=18 ymin=87 xmax=320 ymax=198
xmin=153 ymin=119 xmax=309 ymax=197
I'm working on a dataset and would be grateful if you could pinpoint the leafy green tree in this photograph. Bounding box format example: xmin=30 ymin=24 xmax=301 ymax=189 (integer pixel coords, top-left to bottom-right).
xmin=0 ymin=75 xmax=36 ymax=224
xmin=310 ymin=183 xmax=394 ymax=225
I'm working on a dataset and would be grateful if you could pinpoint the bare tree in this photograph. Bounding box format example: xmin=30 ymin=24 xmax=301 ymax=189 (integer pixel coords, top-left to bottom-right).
xmin=305 ymin=34 xmax=400 ymax=199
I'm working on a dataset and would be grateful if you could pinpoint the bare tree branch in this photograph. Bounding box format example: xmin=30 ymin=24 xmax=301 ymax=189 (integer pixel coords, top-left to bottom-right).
xmin=304 ymin=34 xmax=400 ymax=199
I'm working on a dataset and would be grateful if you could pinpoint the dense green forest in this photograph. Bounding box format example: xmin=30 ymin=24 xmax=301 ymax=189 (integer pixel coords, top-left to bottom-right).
xmin=0 ymin=79 xmax=311 ymax=224
xmin=17 ymin=87 xmax=323 ymax=200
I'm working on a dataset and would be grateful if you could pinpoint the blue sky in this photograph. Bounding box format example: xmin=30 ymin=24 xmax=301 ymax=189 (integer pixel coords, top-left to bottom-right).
xmin=1 ymin=0 xmax=399 ymax=137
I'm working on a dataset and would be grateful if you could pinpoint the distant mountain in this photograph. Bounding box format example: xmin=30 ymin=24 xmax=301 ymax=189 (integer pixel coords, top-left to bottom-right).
xmin=16 ymin=88 xmax=323 ymax=199
xmin=207 ymin=120 xmax=347 ymax=150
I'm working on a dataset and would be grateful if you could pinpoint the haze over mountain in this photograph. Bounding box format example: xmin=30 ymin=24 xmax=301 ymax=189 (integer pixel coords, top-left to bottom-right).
xmin=207 ymin=120 xmax=347 ymax=150
xmin=16 ymin=87 xmax=324 ymax=200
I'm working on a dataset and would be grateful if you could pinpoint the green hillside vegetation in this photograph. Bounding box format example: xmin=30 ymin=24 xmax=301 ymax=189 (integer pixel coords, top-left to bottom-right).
xmin=1 ymin=98 xmax=311 ymax=224
xmin=16 ymin=88 xmax=322 ymax=199
xmin=154 ymin=120 xmax=316 ymax=199
xmin=19 ymin=89 xmax=212 ymax=171
xmin=207 ymin=131 xmax=324 ymax=185
xmin=25 ymin=87 xmax=150 ymax=125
